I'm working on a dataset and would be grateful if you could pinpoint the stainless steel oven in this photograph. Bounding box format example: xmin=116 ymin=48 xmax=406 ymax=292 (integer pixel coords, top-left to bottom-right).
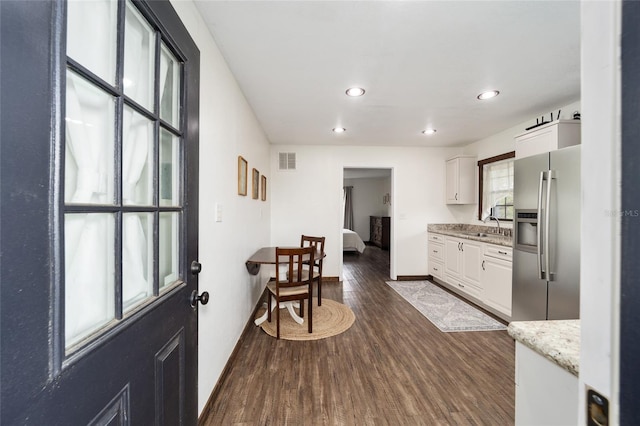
xmin=514 ymin=209 xmax=538 ymax=253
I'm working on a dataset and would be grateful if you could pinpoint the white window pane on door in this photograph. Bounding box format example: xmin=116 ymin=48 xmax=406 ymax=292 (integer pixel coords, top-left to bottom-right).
xmin=123 ymin=106 xmax=154 ymax=206
xmin=65 ymin=70 xmax=115 ymax=205
xmin=159 ymin=129 xmax=180 ymax=207
xmin=124 ymin=1 xmax=155 ymax=110
xmin=160 ymin=43 xmax=181 ymax=129
xmin=66 ymin=0 xmax=117 ymax=84
xmin=123 ymin=213 xmax=154 ymax=312
xmin=159 ymin=212 xmax=180 ymax=289
xmin=65 ymin=213 xmax=115 ymax=350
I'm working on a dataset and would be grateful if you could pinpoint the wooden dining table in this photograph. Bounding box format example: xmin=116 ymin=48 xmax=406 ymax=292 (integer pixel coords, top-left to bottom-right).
xmin=245 ymin=246 xmax=324 ymax=275
xmin=245 ymin=246 xmax=325 ymax=326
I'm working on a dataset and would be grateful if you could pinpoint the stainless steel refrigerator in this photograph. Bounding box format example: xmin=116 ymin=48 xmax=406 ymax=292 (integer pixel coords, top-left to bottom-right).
xmin=512 ymin=145 xmax=580 ymax=321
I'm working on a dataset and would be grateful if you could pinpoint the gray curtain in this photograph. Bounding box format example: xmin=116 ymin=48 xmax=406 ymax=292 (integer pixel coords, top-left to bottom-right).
xmin=343 ymin=186 xmax=354 ymax=230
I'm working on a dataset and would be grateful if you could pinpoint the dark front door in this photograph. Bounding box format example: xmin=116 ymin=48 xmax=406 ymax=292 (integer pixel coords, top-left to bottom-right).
xmin=621 ymin=0 xmax=640 ymax=422
xmin=0 ymin=0 xmax=201 ymax=424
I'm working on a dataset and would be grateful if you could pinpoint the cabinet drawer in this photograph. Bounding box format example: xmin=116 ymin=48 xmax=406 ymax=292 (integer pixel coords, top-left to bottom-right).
xmin=484 ymin=244 xmax=512 ymax=262
xmin=428 ymin=233 xmax=445 ymax=243
xmin=429 ymin=243 xmax=444 ymax=261
xmin=429 ymin=260 xmax=444 ymax=279
xmin=446 ymin=274 xmax=481 ymax=300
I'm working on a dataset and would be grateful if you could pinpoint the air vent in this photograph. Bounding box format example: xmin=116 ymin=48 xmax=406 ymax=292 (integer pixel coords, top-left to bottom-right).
xmin=278 ymin=152 xmax=296 ymax=170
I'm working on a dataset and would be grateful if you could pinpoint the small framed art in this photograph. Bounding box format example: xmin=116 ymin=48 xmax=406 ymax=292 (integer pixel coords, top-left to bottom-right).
xmin=252 ymin=168 xmax=260 ymax=199
xmin=261 ymin=175 xmax=267 ymax=201
xmin=238 ymin=156 xmax=247 ymax=196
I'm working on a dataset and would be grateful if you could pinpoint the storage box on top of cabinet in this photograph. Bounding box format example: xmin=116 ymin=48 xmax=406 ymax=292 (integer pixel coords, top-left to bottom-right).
xmin=445 ymin=156 xmax=476 ymax=204
xmin=514 ymin=119 xmax=581 ymax=159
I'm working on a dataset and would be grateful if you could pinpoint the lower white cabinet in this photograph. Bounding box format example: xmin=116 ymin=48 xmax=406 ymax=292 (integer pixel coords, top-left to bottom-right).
xmin=482 ymin=245 xmax=513 ymax=317
xmin=445 ymin=273 xmax=481 ymax=300
xmin=515 ymin=342 xmax=578 ymax=425
xmin=461 ymin=239 xmax=482 ymax=288
xmin=428 ymin=232 xmax=512 ymax=320
xmin=443 ymin=237 xmax=462 ymax=277
xmin=428 ymin=234 xmax=444 ymax=279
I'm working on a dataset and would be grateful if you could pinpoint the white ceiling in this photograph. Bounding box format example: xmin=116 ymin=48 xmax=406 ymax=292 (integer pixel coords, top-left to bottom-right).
xmin=194 ymin=1 xmax=580 ymax=148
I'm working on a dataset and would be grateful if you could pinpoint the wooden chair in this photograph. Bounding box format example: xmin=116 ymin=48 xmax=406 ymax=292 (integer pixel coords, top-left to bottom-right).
xmin=301 ymin=235 xmax=325 ymax=306
xmin=267 ymin=246 xmax=315 ymax=339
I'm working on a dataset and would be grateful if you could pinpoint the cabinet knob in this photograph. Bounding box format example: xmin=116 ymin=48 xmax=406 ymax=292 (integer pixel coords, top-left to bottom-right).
xmin=482 ymin=260 xmax=485 ymax=270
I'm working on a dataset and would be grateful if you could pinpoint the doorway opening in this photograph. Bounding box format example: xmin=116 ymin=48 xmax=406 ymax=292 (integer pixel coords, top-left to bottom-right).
xmin=341 ymin=167 xmax=394 ymax=281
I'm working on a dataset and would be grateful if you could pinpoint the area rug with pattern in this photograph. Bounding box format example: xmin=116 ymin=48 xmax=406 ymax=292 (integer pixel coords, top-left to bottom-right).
xmin=386 ymin=280 xmax=507 ymax=332
xmin=256 ymin=297 xmax=355 ymax=340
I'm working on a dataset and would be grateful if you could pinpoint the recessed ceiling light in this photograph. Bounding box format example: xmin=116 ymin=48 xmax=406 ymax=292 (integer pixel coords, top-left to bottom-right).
xmin=422 ymin=128 xmax=437 ymax=135
xmin=333 ymin=127 xmax=346 ymax=133
xmin=477 ymin=90 xmax=500 ymax=100
xmin=345 ymin=87 xmax=365 ymax=97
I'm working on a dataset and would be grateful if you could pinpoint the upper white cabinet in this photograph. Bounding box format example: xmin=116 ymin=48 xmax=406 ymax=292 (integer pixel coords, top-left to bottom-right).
xmin=445 ymin=156 xmax=476 ymax=204
xmin=514 ymin=120 xmax=581 ymax=159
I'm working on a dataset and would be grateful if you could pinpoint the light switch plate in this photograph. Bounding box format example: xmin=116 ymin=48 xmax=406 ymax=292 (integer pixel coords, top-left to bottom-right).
xmin=215 ymin=203 xmax=222 ymax=222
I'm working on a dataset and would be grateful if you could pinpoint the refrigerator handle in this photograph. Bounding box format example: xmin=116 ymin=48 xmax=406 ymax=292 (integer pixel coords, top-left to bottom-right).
xmin=537 ymin=171 xmax=546 ymax=280
xmin=546 ymin=170 xmax=555 ymax=281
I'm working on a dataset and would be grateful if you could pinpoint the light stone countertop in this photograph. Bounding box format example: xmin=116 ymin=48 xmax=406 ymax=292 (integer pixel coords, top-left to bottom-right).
xmin=507 ymin=320 xmax=580 ymax=376
xmin=427 ymin=223 xmax=513 ymax=247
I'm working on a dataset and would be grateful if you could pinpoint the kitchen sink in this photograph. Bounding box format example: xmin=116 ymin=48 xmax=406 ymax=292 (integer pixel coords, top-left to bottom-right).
xmin=464 ymin=232 xmax=490 ymax=237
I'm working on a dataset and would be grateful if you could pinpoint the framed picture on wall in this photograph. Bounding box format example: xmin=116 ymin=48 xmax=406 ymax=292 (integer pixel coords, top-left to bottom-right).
xmin=238 ymin=156 xmax=247 ymax=196
xmin=252 ymin=168 xmax=260 ymax=199
xmin=261 ymin=175 xmax=267 ymax=201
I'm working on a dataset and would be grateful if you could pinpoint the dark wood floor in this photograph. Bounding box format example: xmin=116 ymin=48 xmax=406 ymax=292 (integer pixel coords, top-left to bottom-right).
xmin=200 ymin=245 xmax=515 ymax=425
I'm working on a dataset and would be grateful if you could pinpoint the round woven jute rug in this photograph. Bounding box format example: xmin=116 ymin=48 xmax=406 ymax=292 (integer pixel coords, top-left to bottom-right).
xmin=257 ymin=298 xmax=355 ymax=340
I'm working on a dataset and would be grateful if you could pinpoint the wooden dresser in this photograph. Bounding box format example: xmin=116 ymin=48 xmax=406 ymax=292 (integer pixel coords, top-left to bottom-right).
xmin=369 ymin=216 xmax=390 ymax=250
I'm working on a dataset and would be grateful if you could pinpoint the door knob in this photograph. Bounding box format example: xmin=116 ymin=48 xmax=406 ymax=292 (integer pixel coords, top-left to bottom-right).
xmin=190 ymin=290 xmax=209 ymax=307
xmin=190 ymin=261 xmax=202 ymax=275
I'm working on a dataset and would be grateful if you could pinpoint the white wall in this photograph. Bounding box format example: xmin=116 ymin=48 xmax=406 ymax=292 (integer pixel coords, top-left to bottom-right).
xmin=455 ymin=100 xmax=582 ymax=227
xmin=270 ymin=145 xmax=460 ymax=280
xmin=579 ymin=1 xmax=621 ymax=423
xmin=344 ymin=176 xmax=391 ymax=240
xmin=170 ymin=1 xmax=621 ymax=421
xmin=170 ymin=1 xmax=272 ymax=415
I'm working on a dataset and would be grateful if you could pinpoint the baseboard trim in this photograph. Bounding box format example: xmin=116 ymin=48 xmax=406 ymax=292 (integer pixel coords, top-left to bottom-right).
xmin=198 ymin=288 xmax=267 ymax=424
xmin=396 ymin=275 xmax=430 ymax=281
xmin=323 ymin=276 xmax=339 ymax=282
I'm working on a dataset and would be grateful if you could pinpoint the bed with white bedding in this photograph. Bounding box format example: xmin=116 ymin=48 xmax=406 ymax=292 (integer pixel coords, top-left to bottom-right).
xmin=343 ymin=228 xmax=366 ymax=253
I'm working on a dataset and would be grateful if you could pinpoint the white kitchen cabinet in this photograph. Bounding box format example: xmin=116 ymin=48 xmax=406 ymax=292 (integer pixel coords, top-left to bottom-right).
xmin=514 ymin=119 xmax=581 ymax=159
xmin=445 ymin=156 xmax=476 ymax=204
xmin=482 ymin=244 xmax=513 ymax=317
xmin=446 ymin=273 xmax=482 ymax=300
xmin=443 ymin=236 xmax=482 ymax=299
xmin=429 ymin=232 xmax=512 ymax=321
xmin=460 ymin=239 xmax=482 ymax=288
xmin=428 ymin=233 xmax=445 ymax=280
xmin=515 ymin=342 xmax=578 ymax=425
xmin=444 ymin=237 xmax=462 ymax=277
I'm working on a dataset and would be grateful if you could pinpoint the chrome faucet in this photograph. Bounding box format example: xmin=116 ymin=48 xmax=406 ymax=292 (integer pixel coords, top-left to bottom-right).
xmin=483 ymin=215 xmax=501 ymax=232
